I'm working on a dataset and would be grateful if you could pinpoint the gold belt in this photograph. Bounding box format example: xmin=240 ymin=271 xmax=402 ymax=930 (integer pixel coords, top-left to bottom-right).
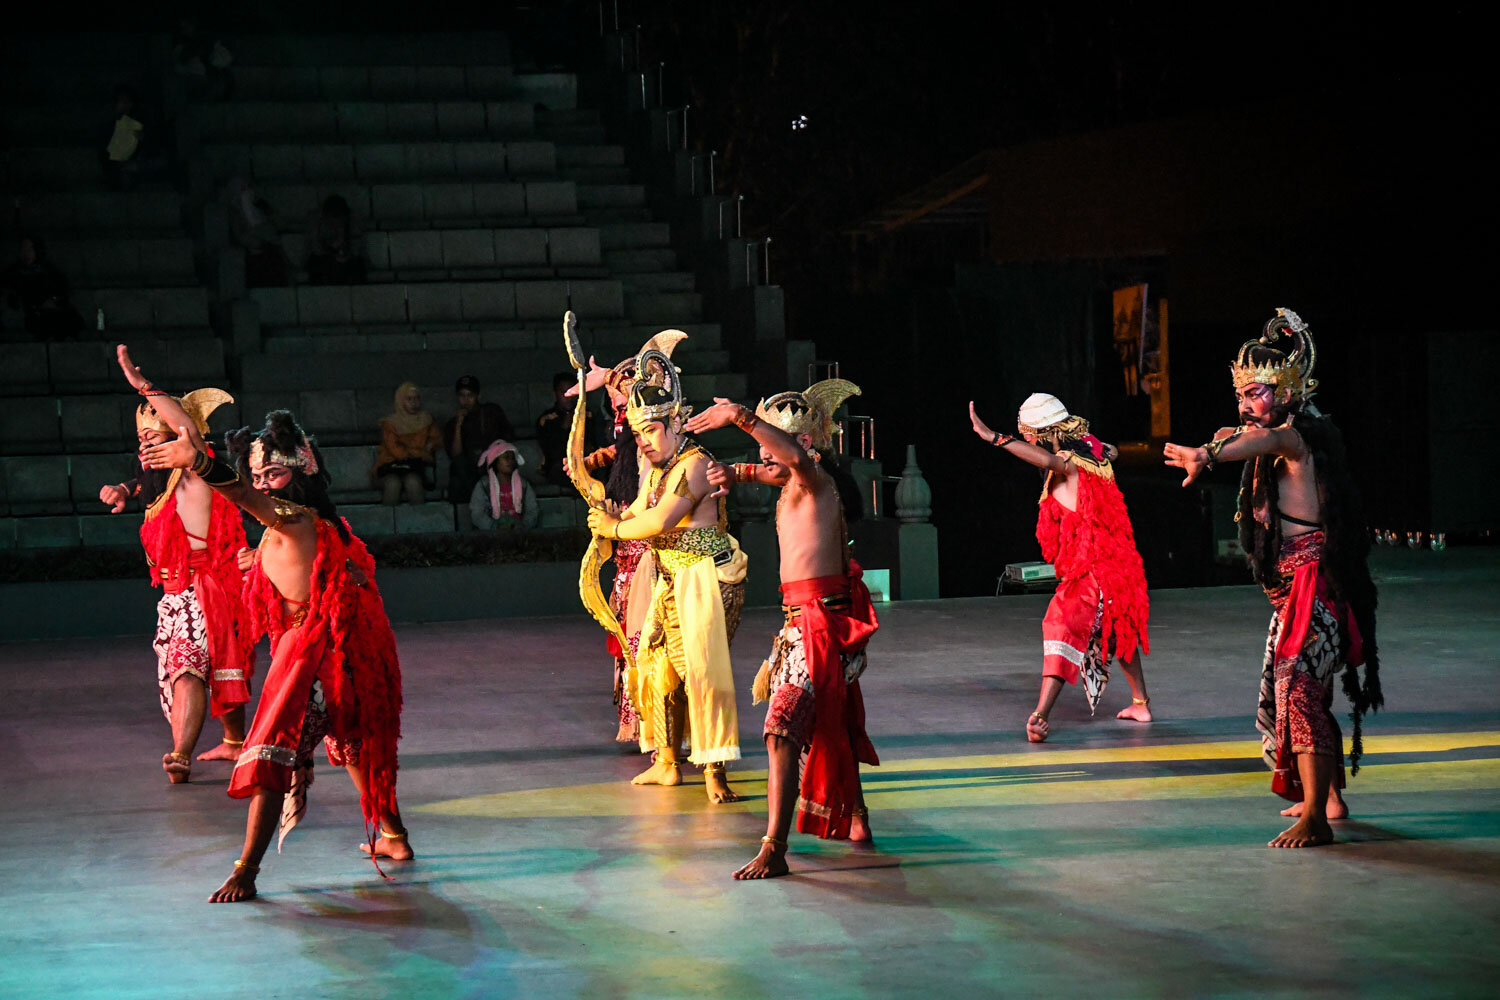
xmin=782 ymin=594 xmax=851 ymax=618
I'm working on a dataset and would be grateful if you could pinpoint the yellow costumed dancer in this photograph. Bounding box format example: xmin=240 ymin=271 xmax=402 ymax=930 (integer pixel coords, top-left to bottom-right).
xmin=584 ymin=345 xmax=747 ymax=803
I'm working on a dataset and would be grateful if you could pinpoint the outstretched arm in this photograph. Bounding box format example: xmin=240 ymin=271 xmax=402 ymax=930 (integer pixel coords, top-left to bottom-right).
xmin=686 ymin=397 xmax=818 ymax=486
xmin=139 ymin=429 xmax=301 ymax=533
xmin=968 ymin=401 xmax=1071 ymax=474
xmin=116 ymin=345 xmax=207 ymax=451
xmin=1163 ymin=424 xmax=1307 ymax=486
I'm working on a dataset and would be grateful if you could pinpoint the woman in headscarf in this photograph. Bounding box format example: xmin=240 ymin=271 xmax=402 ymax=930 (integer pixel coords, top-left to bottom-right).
xmin=469 ymin=439 xmax=539 ymax=533
xmin=374 ymin=382 xmax=442 ymax=506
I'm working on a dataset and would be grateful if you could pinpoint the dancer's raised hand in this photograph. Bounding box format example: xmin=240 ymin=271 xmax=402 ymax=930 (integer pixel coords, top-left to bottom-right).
xmin=705 ymin=460 xmax=732 ymax=498
xmin=141 ymin=427 xmax=198 ymax=470
xmin=116 ymin=344 xmax=150 ymax=390
xmin=1162 ymin=441 xmax=1208 ymax=486
xmin=684 ymin=397 xmax=742 ymax=435
xmin=968 ymin=401 xmax=1000 ymax=443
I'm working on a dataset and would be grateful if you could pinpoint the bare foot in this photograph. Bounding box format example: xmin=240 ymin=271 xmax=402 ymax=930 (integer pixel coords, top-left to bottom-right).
xmin=1116 ymin=701 xmax=1153 ymax=723
xmin=631 ymin=759 xmax=682 ymax=787
xmin=733 ymin=841 xmax=790 ymax=880
xmin=163 ymin=751 xmax=191 ymax=784
xmin=359 ymin=833 xmax=415 ymax=860
xmin=1268 ymin=816 xmax=1334 ymax=848
xmin=704 ymin=767 xmax=741 ymax=804
xmin=208 ymin=867 xmax=258 ymax=902
xmin=849 ymin=811 xmax=873 ymax=843
xmin=1281 ymin=789 xmax=1348 ymax=820
xmin=196 ymin=742 xmax=241 ymax=762
xmin=1026 ymin=713 xmax=1049 ymax=743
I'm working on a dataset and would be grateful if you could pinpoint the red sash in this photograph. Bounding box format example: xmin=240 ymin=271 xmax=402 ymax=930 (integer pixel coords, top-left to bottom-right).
xmin=785 ymin=560 xmax=880 ymax=840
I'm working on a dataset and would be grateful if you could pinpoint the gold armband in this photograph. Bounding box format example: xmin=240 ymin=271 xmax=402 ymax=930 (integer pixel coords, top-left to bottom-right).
xmin=731 ymin=405 xmax=758 ymax=434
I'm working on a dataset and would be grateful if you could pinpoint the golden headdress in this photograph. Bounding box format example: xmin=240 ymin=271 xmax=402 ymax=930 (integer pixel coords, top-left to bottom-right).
xmin=1229 ymin=307 xmax=1319 ymax=401
xmin=753 ymin=378 xmax=861 ymax=450
xmin=623 ymin=347 xmax=688 ymax=432
xmin=606 ymin=329 xmax=688 ymax=398
xmin=136 ymin=388 xmax=234 ymax=437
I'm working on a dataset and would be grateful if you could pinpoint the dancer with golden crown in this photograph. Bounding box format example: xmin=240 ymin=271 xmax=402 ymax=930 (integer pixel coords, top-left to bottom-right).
xmin=566 ymin=331 xmax=689 ymax=743
xmin=968 ymin=393 xmax=1153 ymax=742
xmin=688 ymin=382 xmax=880 ymax=879
xmin=140 ymin=387 xmax=411 ymax=902
xmin=104 ymin=346 xmax=253 ymax=782
xmin=581 ymin=345 xmax=747 ymax=803
xmin=1165 ymin=308 xmax=1381 ymax=848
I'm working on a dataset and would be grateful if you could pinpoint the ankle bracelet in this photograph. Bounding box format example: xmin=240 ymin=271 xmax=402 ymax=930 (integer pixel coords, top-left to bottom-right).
xmin=233 ymin=859 xmax=259 ymax=873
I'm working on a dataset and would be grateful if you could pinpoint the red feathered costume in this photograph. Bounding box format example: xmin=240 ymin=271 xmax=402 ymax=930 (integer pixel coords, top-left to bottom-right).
xmin=232 ymin=516 xmax=402 ymax=849
xmin=140 ymin=465 xmax=253 ymax=720
xmin=1035 ymin=450 xmax=1150 ymax=713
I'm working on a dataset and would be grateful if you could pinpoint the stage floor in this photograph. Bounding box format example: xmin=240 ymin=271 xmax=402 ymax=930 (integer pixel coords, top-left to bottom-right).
xmin=2 ymin=548 xmax=1498 ymax=999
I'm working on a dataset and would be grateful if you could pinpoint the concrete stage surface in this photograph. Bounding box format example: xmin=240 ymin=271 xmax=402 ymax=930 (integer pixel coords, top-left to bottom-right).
xmin=2 ymin=549 xmax=1497 ymax=999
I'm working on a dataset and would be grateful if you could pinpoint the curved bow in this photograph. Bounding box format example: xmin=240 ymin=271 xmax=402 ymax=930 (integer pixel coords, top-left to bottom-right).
xmin=562 ymin=311 xmax=632 ymax=668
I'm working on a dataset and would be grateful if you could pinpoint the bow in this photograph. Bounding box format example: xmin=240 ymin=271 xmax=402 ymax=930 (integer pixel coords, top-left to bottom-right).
xmin=562 ymin=310 xmax=632 ymax=668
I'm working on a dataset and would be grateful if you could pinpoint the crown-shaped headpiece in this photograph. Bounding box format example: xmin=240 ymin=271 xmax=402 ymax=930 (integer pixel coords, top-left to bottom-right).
xmin=754 ymin=378 xmax=861 ymax=450
xmin=1229 ymin=307 xmax=1319 ymax=400
xmin=606 ymin=329 xmax=688 ymax=398
xmin=624 ymin=347 xmax=687 ymax=432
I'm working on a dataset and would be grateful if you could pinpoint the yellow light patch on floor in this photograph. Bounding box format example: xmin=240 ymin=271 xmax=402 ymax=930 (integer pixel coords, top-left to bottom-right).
xmin=414 ymin=733 xmax=1500 ymax=819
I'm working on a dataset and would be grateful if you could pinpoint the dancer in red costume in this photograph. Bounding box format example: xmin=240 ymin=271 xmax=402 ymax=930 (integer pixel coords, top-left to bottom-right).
xmin=969 ymin=394 xmax=1153 ymax=742
xmin=105 ymin=346 xmax=252 ymax=782
xmin=688 ymin=380 xmax=878 ymax=879
xmin=1165 ymin=308 xmax=1381 ymax=848
xmin=142 ymin=398 xmax=412 ymax=902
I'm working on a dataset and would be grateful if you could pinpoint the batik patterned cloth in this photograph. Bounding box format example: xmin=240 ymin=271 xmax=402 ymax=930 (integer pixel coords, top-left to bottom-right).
xmin=761 ymin=621 xmax=868 ymax=747
xmin=154 ymin=588 xmax=210 ymax=720
xmin=1256 ymin=530 xmax=1350 ymax=801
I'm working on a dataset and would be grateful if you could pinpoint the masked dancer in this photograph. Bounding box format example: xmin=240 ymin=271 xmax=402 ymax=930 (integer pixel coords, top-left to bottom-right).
xmin=142 ymin=401 xmax=411 ymax=901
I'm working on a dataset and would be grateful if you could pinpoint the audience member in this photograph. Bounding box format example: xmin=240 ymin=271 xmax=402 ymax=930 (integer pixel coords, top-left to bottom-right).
xmin=374 ymin=382 xmax=442 ymax=506
xmin=307 ymin=194 xmax=365 ymax=285
xmin=444 ymin=375 xmax=514 ymax=505
xmin=535 ymin=371 xmax=581 ymax=488
xmin=469 ymin=440 xmax=539 ymax=534
xmin=0 ymin=235 xmax=81 ymax=340
xmin=101 ymin=87 xmax=147 ymax=191
xmin=227 ymin=177 xmax=288 ymax=287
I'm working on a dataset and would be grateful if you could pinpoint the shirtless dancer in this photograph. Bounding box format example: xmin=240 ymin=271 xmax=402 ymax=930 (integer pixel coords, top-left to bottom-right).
xmin=1165 ymin=308 xmax=1381 ymax=848
xmin=584 ymin=347 xmax=746 ymax=803
xmin=688 ymin=381 xmax=881 ymax=879
xmin=140 ymin=394 xmax=412 ymax=900
xmin=106 ymin=346 xmax=252 ymax=781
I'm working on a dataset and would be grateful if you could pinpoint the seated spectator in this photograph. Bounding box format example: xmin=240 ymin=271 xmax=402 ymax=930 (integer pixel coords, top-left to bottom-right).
xmin=374 ymin=382 xmax=442 ymax=506
xmin=469 ymin=440 xmax=539 ymax=534
xmin=227 ymin=177 xmax=288 ymax=287
xmin=101 ymin=86 xmax=147 ymax=191
xmin=444 ymin=375 xmax=515 ymax=506
xmin=535 ymin=371 xmax=582 ymax=488
xmin=307 ymin=194 xmax=366 ymax=285
xmin=0 ymin=235 xmax=81 ymax=340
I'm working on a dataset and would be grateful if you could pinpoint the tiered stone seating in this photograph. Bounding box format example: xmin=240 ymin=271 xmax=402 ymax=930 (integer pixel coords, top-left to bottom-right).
xmin=0 ymin=29 xmax=748 ymax=554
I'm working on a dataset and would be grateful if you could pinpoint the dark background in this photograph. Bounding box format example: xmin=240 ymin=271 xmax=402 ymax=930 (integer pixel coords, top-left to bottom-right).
xmin=15 ymin=1 xmax=1493 ymax=595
